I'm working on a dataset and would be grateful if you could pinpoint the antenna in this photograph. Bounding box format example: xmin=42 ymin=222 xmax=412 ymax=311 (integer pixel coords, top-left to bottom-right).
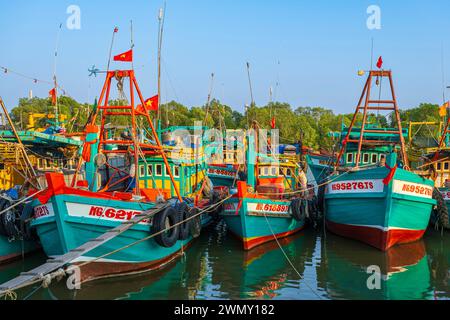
xmin=53 ymin=23 xmax=63 ymax=127
xmin=107 ymin=26 xmax=118 ymax=72
xmin=370 ymin=37 xmax=374 ymax=70
xmin=157 ymin=2 xmax=167 ymax=126
xmin=130 ymin=20 xmax=135 ymax=70
xmin=246 ymin=62 xmax=255 ymax=107
xmin=203 ymin=73 xmax=215 ymax=124
xmin=442 ymin=45 xmax=445 ymax=104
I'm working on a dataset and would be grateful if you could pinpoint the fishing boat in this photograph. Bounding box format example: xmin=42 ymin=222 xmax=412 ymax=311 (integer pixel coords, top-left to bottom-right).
xmin=0 ymin=98 xmax=83 ymax=264
xmin=220 ymin=125 xmax=313 ymax=250
xmin=306 ymin=152 xmax=335 ymax=185
xmin=408 ymin=115 xmax=450 ymax=230
xmin=324 ymin=69 xmax=436 ymax=251
xmin=26 ymin=69 xmax=218 ymax=282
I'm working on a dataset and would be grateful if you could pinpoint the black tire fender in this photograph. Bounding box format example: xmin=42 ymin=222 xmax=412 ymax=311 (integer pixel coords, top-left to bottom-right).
xmin=153 ymin=207 xmax=180 ymax=248
xmin=177 ymin=203 xmax=191 ymax=241
xmin=189 ymin=208 xmax=202 ymax=239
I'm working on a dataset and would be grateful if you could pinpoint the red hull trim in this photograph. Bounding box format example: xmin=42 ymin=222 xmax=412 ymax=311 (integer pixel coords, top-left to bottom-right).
xmin=326 ymin=220 xmax=426 ymax=251
xmin=242 ymin=227 xmax=305 ymax=251
xmin=76 ymin=242 xmax=193 ymax=283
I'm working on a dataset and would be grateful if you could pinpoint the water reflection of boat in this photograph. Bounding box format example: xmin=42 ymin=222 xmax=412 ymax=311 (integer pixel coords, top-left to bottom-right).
xmin=317 ymin=233 xmax=432 ymax=300
xmin=425 ymin=232 xmax=449 ymax=299
xmin=208 ymin=225 xmax=318 ymax=299
xmin=19 ymin=234 xmax=209 ymax=300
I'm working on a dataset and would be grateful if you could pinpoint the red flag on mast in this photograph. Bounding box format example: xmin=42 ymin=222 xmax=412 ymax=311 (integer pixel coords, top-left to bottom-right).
xmin=137 ymin=95 xmax=159 ymax=113
xmin=113 ymin=49 xmax=133 ymax=62
xmin=376 ymin=56 xmax=383 ymax=69
xmin=49 ymin=88 xmax=56 ymax=105
xmin=271 ymin=117 xmax=276 ymax=129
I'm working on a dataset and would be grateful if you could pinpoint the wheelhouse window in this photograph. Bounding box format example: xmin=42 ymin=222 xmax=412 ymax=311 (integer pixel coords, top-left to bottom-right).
xmin=437 ymin=162 xmax=442 ymax=171
xmin=346 ymin=153 xmax=354 ymax=164
xmin=174 ymin=166 xmax=180 ymax=178
xmin=362 ymin=153 xmax=370 ymax=164
xmin=139 ymin=165 xmax=145 ymax=177
xmin=155 ymin=164 xmax=162 ymax=176
xmin=371 ymin=154 xmax=378 ymax=163
xmin=271 ymin=167 xmax=278 ymax=176
xmin=445 ymin=162 xmax=449 ymax=171
xmin=37 ymin=158 xmax=44 ymax=170
xmin=147 ymin=164 xmax=153 ymax=176
xmin=165 ymin=165 xmax=171 ymax=176
xmin=286 ymin=168 xmax=292 ymax=176
xmin=380 ymin=154 xmax=386 ymax=162
xmin=264 ymin=167 xmax=269 ymax=176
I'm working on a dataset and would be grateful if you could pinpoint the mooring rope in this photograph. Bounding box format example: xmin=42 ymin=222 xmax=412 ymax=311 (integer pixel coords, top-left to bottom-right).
xmin=262 ymin=213 xmax=324 ymax=300
xmin=0 ymin=194 xmax=232 ymax=298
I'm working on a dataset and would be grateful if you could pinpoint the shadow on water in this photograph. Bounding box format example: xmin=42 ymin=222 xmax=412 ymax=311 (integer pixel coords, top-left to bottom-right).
xmin=2 ymin=223 xmax=449 ymax=300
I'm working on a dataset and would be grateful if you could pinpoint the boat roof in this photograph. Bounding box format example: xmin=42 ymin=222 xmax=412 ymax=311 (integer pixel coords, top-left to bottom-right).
xmin=341 ymin=125 xmax=408 ymax=143
xmin=0 ymin=130 xmax=83 ymax=147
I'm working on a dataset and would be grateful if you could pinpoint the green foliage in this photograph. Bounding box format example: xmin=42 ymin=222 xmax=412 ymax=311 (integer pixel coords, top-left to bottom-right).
xmin=7 ymin=96 xmax=442 ymax=150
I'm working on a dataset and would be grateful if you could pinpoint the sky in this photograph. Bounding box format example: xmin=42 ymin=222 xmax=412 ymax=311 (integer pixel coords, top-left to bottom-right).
xmin=0 ymin=0 xmax=450 ymax=114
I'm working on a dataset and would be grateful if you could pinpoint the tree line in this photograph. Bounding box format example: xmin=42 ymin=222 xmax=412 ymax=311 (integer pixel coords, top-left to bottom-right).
xmin=7 ymin=96 xmax=442 ymax=151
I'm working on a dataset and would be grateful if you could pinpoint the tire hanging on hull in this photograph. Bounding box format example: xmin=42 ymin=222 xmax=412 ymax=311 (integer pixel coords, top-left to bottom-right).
xmin=432 ymin=188 xmax=449 ymax=230
xmin=153 ymin=207 xmax=180 ymax=248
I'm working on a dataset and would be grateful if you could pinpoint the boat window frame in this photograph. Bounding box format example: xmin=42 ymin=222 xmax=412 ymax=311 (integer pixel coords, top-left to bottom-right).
xmin=362 ymin=153 xmax=370 ymax=164
xmin=165 ymin=165 xmax=171 ymax=177
xmin=445 ymin=162 xmax=449 ymax=171
xmin=346 ymin=153 xmax=354 ymax=164
xmin=155 ymin=164 xmax=163 ymax=176
xmin=174 ymin=166 xmax=180 ymax=178
xmin=437 ymin=162 xmax=442 ymax=171
xmin=271 ymin=167 xmax=278 ymax=176
xmin=139 ymin=165 xmax=145 ymax=177
xmin=371 ymin=153 xmax=378 ymax=164
xmin=264 ymin=167 xmax=269 ymax=176
xmin=379 ymin=154 xmax=386 ymax=162
xmin=147 ymin=164 xmax=153 ymax=176
xmin=37 ymin=158 xmax=44 ymax=170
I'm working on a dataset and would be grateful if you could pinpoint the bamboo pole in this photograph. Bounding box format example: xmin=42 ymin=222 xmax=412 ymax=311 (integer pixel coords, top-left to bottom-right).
xmin=0 ymin=97 xmax=42 ymax=189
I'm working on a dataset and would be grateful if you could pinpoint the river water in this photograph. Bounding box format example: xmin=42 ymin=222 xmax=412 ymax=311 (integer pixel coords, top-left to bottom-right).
xmin=1 ymin=223 xmax=448 ymax=300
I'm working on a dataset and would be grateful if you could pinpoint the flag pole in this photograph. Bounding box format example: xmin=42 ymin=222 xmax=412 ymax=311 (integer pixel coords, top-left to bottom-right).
xmin=53 ymin=23 xmax=63 ymax=128
xmin=130 ymin=20 xmax=135 ymax=71
xmin=157 ymin=2 xmax=166 ymax=133
xmin=107 ymin=26 xmax=118 ymax=72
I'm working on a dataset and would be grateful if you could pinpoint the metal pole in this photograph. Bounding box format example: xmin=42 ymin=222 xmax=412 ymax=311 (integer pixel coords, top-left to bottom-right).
xmin=0 ymin=97 xmax=42 ymax=189
xmin=246 ymin=62 xmax=255 ymax=107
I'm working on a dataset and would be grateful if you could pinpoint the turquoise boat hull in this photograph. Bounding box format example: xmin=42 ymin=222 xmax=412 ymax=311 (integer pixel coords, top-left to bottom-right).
xmin=305 ymin=154 xmax=333 ymax=184
xmin=29 ymin=175 xmax=210 ymax=282
xmin=221 ymin=195 xmax=305 ymax=250
xmin=0 ymin=235 xmax=39 ymax=264
xmin=325 ymin=165 xmax=436 ymax=251
xmin=207 ymin=165 xmax=237 ymax=188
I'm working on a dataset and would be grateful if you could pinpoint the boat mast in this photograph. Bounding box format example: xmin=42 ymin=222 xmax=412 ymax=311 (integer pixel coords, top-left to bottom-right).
xmin=53 ymin=23 xmax=63 ymax=128
xmin=157 ymin=3 xmax=166 ymax=131
xmin=334 ymin=70 xmax=409 ymax=170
